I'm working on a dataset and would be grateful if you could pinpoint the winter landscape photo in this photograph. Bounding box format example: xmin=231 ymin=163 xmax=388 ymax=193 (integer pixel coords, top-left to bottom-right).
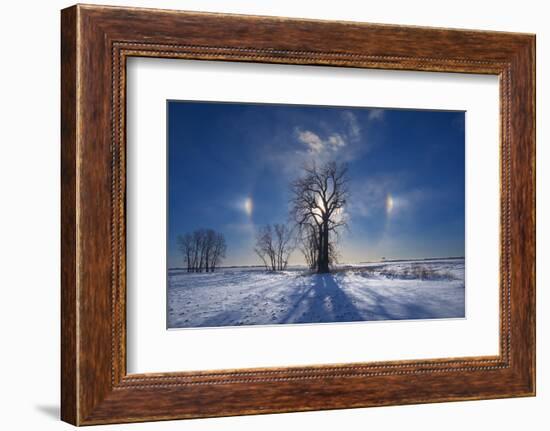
xmin=167 ymin=101 xmax=465 ymax=329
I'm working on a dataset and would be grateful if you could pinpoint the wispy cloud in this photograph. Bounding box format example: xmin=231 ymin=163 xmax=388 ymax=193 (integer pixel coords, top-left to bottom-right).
xmin=294 ymin=110 xmax=366 ymax=164
xmin=342 ymin=111 xmax=361 ymax=140
xmin=367 ymin=108 xmax=385 ymax=121
xmin=296 ymin=130 xmax=325 ymax=153
xmin=295 ymin=129 xmax=348 ymax=155
xmin=265 ymin=108 xmax=385 ymax=184
xmin=328 ymin=133 xmax=346 ymax=148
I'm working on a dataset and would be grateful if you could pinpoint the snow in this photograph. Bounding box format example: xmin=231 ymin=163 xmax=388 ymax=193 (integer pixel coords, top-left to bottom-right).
xmin=167 ymin=258 xmax=465 ymax=328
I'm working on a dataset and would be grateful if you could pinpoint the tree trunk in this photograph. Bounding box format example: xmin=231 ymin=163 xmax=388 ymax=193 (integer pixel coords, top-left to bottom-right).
xmin=318 ymin=223 xmax=330 ymax=273
xmin=324 ymin=225 xmax=330 ymax=271
xmin=317 ymin=224 xmax=330 ymax=273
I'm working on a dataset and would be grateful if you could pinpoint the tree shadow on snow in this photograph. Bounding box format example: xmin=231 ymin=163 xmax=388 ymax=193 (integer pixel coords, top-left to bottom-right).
xmin=280 ymin=273 xmax=365 ymax=324
xmin=352 ymin=284 xmax=464 ymax=321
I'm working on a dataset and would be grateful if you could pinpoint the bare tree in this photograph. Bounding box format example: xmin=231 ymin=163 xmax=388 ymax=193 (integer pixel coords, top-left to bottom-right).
xmin=203 ymin=229 xmax=216 ymax=273
xmin=299 ymin=224 xmax=318 ymax=270
xmin=177 ymin=233 xmax=194 ymax=272
xmin=290 ymin=161 xmax=349 ymax=273
xmin=210 ymin=232 xmax=227 ymax=272
xmin=192 ymin=229 xmax=205 ymax=272
xmin=298 ymin=224 xmax=339 ymax=270
xmin=179 ymin=228 xmax=227 ymax=272
xmin=274 ymin=224 xmax=295 ymax=270
xmin=255 ymin=224 xmax=295 ymax=271
xmin=254 ymin=225 xmax=277 ymax=271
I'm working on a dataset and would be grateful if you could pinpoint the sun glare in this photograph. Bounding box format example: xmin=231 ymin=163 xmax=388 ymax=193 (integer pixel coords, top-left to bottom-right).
xmin=386 ymin=194 xmax=394 ymax=214
xmin=244 ymin=197 xmax=253 ymax=217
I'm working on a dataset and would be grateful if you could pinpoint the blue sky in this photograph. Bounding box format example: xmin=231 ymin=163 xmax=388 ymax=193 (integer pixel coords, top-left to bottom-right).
xmin=167 ymin=101 xmax=465 ymax=268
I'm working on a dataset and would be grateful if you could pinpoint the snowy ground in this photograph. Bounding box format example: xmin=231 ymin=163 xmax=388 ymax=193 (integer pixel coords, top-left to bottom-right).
xmin=167 ymin=258 xmax=465 ymax=328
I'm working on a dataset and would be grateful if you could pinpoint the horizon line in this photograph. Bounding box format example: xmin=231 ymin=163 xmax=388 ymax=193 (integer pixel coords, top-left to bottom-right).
xmin=167 ymin=255 xmax=465 ymax=271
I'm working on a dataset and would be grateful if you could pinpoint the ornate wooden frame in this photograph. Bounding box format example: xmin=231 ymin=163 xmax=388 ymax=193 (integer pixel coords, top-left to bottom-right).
xmin=61 ymin=4 xmax=536 ymax=425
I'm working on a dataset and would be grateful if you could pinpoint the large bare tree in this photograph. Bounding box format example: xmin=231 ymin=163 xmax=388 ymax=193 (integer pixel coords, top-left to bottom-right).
xmin=298 ymin=221 xmax=341 ymax=270
xmin=290 ymin=161 xmax=349 ymax=273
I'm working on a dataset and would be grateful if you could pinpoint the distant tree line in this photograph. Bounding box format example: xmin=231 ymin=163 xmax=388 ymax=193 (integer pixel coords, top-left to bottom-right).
xmin=178 ymin=229 xmax=227 ymax=272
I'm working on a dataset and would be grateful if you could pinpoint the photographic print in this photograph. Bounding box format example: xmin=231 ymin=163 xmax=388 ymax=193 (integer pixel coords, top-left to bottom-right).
xmin=167 ymin=101 xmax=465 ymax=329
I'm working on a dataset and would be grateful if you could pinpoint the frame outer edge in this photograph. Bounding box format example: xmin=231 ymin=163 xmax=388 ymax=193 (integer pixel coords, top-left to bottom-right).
xmin=526 ymin=35 xmax=536 ymax=396
xmin=61 ymin=5 xmax=79 ymax=426
xmin=507 ymin=35 xmax=536 ymax=396
xmin=61 ymin=4 xmax=536 ymax=425
xmin=531 ymin=34 xmax=536 ymax=396
xmin=524 ymin=34 xmax=536 ymax=395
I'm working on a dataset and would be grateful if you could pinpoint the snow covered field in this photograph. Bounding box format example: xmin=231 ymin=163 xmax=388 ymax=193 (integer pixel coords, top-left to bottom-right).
xmin=167 ymin=258 xmax=465 ymax=328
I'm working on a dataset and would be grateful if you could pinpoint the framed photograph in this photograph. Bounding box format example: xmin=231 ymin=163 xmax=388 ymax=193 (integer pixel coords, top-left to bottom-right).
xmin=165 ymin=101 xmax=466 ymax=330
xmin=61 ymin=4 xmax=535 ymax=425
